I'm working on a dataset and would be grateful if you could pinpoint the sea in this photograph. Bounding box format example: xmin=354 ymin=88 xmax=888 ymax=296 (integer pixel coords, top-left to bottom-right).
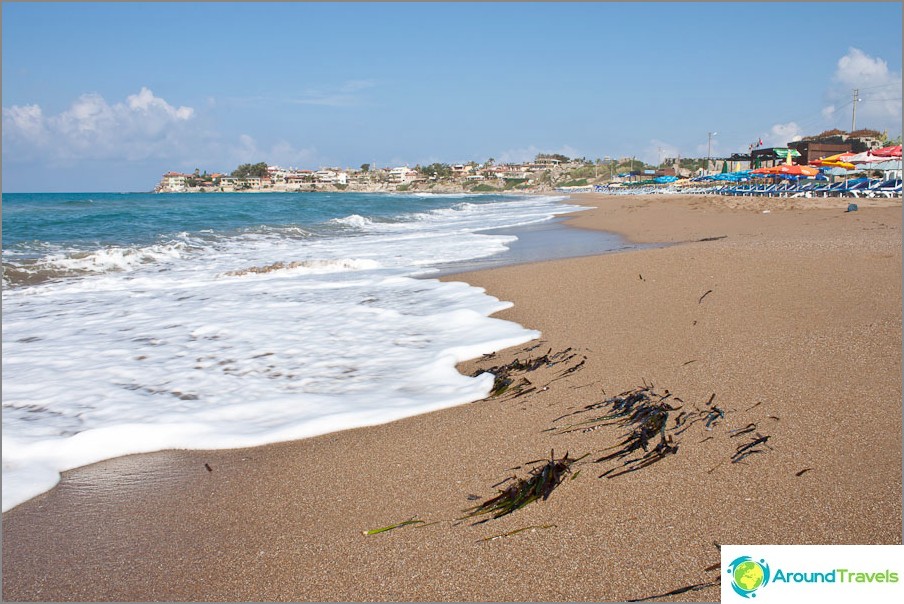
xmin=1 ymin=191 xmax=625 ymax=512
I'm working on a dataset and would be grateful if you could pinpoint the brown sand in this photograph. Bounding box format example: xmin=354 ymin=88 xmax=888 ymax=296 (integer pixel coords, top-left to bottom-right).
xmin=2 ymin=194 xmax=901 ymax=602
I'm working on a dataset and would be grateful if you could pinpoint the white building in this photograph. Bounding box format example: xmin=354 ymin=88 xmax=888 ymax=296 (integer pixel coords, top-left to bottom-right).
xmin=388 ymin=166 xmax=419 ymax=184
xmin=157 ymin=172 xmax=187 ymax=192
xmin=314 ymin=170 xmax=348 ymax=185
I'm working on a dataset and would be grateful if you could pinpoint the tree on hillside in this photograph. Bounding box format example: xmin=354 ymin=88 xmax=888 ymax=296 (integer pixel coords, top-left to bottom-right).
xmin=416 ymin=163 xmax=452 ymax=178
xmin=232 ymin=162 xmax=269 ymax=178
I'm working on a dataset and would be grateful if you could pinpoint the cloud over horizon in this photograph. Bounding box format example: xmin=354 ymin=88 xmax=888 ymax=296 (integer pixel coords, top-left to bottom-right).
xmin=822 ymin=47 xmax=902 ymax=133
xmin=3 ymin=87 xmax=197 ymax=164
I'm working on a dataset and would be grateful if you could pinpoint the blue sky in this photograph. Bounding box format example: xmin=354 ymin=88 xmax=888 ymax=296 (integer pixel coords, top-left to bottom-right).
xmin=3 ymin=2 xmax=902 ymax=192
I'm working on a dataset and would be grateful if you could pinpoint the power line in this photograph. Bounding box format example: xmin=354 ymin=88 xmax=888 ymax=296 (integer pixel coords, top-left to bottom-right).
xmin=854 ymin=83 xmax=900 ymax=91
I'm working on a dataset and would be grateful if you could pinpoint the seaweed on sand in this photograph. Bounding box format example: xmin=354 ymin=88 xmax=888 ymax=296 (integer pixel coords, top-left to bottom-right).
xmin=547 ymin=385 xmax=673 ymax=434
xmin=549 ymin=386 xmax=756 ymax=478
xmin=475 ymin=347 xmax=586 ymax=398
xmin=731 ymin=433 xmax=771 ymax=464
xmin=362 ymin=517 xmax=425 ymax=536
xmin=595 ymin=394 xmax=682 ymax=478
xmin=544 ymin=384 xmax=682 ymax=479
xmin=461 ymin=450 xmax=585 ymax=523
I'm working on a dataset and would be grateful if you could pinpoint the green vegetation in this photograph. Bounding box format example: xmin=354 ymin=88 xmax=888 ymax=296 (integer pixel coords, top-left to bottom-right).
xmin=396 ymin=184 xmax=410 ymax=192
xmin=231 ymin=162 xmax=269 ymax=179
xmin=564 ymin=166 xmax=597 ymax=180
xmin=416 ymin=162 xmax=453 ymax=178
xmin=502 ymin=178 xmax=529 ymax=190
xmin=471 ymin=183 xmax=499 ymax=192
xmin=559 ymin=179 xmax=589 ymax=187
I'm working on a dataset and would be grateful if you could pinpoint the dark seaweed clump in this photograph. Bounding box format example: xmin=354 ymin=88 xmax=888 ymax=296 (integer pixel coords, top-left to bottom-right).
xmin=461 ymin=450 xmax=585 ymax=523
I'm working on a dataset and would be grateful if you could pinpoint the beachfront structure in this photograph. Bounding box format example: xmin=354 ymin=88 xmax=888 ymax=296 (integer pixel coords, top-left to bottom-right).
xmin=314 ymin=170 xmax=348 ymax=185
xmin=159 ymin=172 xmax=188 ymax=192
xmin=750 ymin=147 xmax=803 ymax=169
xmin=450 ymin=164 xmax=474 ymax=177
xmin=787 ymin=141 xmax=852 ymax=166
xmin=387 ymin=167 xmax=419 ymax=184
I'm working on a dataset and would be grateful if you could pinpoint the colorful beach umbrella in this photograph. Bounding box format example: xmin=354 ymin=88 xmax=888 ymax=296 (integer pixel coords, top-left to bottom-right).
xmin=847 ymin=151 xmax=890 ymax=164
xmin=751 ymin=164 xmax=819 ymax=177
xmin=810 ymin=152 xmax=855 ymax=165
xmin=871 ymin=145 xmax=902 ymax=158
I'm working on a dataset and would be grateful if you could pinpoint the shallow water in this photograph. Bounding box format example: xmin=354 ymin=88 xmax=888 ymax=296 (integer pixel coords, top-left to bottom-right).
xmin=2 ymin=191 xmax=627 ymax=511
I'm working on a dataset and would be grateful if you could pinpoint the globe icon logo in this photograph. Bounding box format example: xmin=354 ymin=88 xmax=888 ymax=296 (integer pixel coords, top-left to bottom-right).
xmin=727 ymin=556 xmax=771 ymax=598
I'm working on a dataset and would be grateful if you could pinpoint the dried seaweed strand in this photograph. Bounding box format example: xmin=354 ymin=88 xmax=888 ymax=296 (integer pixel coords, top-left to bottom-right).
xmin=362 ymin=517 xmax=425 ymax=536
xmin=462 ymin=451 xmax=584 ymax=523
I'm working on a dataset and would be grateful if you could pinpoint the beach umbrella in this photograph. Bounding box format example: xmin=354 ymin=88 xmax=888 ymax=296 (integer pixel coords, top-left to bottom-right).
xmin=861 ymin=159 xmax=903 ymax=171
xmin=820 ymin=161 xmax=857 ymax=170
xmin=810 ymin=152 xmax=857 ymax=170
xmin=825 ymin=167 xmax=857 ymax=176
xmin=871 ymin=145 xmax=902 ymax=158
xmin=846 ymin=151 xmax=890 ymax=164
xmin=751 ymin=164 xmax=819 ymax=177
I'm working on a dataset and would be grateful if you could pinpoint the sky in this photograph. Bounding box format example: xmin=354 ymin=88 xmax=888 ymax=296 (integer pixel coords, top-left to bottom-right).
xmin=2 ymin=1 xmax=902 ymax=192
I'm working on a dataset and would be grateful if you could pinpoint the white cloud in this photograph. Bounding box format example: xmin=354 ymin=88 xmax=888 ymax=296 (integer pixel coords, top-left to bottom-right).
xmin=834 ymin=47 xmax=895 ymax=87
xmin=761 ymin=122 xmax=804 ymax=148
xmin=127 ymin=87 xmax=194 ymax=120
xmin=2 ymin=87 xmax=196 ymax=162
xmin=3 ymin=104 xmax=47 ymax=143
xmin=824 ymin=48 xmax=902 ymax=132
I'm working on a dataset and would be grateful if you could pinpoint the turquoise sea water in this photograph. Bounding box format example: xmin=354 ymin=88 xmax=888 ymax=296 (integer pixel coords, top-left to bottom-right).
xmin=1 ymin=191 xmax=615 ymax=512
xmin=2 ymin=192 xmax=546 ymax=283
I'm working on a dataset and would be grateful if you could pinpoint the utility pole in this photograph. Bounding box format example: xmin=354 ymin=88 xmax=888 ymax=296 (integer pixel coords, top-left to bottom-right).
xmin=707 ymin=131 xmax=717 ymax=174
xmin=851 ymin=89 xmax=861 ymax=133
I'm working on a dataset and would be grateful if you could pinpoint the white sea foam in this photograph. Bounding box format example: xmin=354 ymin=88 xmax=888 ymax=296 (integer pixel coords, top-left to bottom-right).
xmin=328 ymin=213 xmax=373 ymax=229
xmin=1 ymin=194 xmax=581 ymax=511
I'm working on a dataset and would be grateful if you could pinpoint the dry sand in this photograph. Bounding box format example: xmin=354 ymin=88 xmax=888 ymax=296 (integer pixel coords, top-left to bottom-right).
xmin=2 ymin=193 xmax=901 ymax=602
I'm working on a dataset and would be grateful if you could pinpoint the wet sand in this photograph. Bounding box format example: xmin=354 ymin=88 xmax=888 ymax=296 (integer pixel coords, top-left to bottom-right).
xmin=2 ymin=193 xmax=901 ymax=602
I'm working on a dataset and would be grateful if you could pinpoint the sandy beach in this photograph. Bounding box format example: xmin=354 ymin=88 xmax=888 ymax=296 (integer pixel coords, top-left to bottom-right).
xmin=2 ymin=193 xmax=901 ymax=602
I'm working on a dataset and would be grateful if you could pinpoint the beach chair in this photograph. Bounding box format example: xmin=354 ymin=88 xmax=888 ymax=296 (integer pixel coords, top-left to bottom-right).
xmin=819 ymin=182 xmax=845 ymax=197
xmin=872 ymin=178 xmax=902 ymax=198
xmin=754 ymin=184 xmax=775 ymax=196
xmin=845 ymin=179 xmax=872 ymax=198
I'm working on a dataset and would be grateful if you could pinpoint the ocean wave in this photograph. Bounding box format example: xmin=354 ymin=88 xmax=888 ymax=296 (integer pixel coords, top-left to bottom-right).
xmin=220 ymin=258 xmax=382 ymax=277
xmin=328 ymin=214 xmax=373 ymax=229
xmin=1 ymin=239 xmax=203 ymax=287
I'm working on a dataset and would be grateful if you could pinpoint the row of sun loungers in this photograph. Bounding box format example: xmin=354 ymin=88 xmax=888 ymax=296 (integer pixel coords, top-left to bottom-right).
xmin=594 ymin=179 xmax=901 ymax=198
xmin=713 ymin=178 xmax=901 ymax=199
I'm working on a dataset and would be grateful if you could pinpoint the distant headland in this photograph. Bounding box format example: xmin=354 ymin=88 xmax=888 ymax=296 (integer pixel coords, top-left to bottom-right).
xmin=155 ymin=129 xmax=896 ymax=194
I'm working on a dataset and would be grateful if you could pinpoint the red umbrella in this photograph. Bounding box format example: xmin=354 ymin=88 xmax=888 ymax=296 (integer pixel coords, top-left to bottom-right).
xmin=871 ymin=145 xmax=902 ymax=158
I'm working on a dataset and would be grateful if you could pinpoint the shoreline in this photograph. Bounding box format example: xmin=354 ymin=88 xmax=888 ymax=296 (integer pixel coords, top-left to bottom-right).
xmin=3 ymin=193 xmax=901 ymax=601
